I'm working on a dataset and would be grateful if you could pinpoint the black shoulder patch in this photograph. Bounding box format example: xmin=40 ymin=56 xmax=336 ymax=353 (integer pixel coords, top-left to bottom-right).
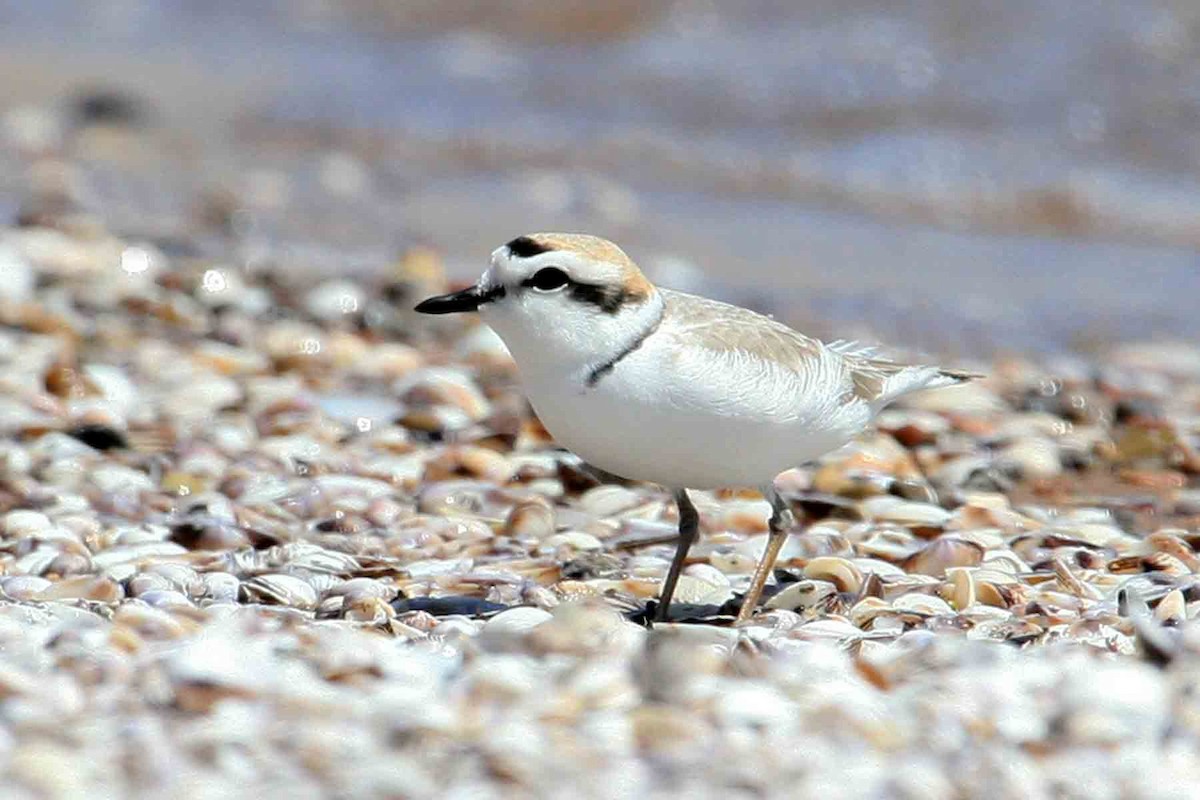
xmin=506 ymin=236 xmax=553 ymax=258
xmin=586 ymin=313 xmax=662 ymax=386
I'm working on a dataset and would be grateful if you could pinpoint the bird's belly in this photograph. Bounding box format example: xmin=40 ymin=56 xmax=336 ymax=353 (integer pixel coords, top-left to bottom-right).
xmin=523 ymin=356 xmax=863 ymax=489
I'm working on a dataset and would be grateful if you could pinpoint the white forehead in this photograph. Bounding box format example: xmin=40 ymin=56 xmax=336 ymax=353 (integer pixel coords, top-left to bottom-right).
xmin=487 ymin=244 xmax=626 ymax=286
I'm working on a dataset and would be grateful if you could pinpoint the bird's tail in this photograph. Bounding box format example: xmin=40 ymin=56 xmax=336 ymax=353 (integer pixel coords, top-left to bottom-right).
xmin=930 ymin=366 xmax=985 ymax=385
xmin=867 ymin=364 xmax=984 ymax=409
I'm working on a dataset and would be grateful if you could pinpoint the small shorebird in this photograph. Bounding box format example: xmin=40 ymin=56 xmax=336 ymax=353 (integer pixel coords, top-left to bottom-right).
xmin=416 ymin=233 xmax=979 ymax=624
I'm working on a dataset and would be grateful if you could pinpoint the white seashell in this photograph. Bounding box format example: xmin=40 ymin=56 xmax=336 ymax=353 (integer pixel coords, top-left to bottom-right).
xmin=1154 ymin=589 xmax=1185 ymax=624
xmin=802 ymin=557 xmax=863 ymax=593
xmin=504 ymin=497 xmax=557 ymax=539
xmin=766 ymin=580 xmax=837 ymax=611
xmin=670 ymin=574 xmax=733 ymax=606
xmin=137 ymin=589 xmax=194 ymax=610
xmin=792 ymin=619 xmax=864 ymax=643
xmin=859 ymin=496 xmax=951 ymax=527
xmin=90 ymin=464 xmax=156 ymax=494
xmin=240 ymin=574 xmax=318 ymax=610
xmin=578 ymin=485 xmax=643 ymax=517
xmin=91 ymin=542 xmax=188 ymax=570
xmin=849 ymin=597 xmax=892 ymax=628
xmin=892 ymin=594 xmax=953 ymax=617
xmin=479 ymin=607 xmax=553 ymax=647
xmin=13 ymin=547 xmax=59 ymax=576
xmin=944 ymin=567 xmax=976 ymax=610
xmin=0 ymin=575 xmax=52 ymax=600
xmin=541 ymin=531 xmax=604 ymax=552
xmin=1 ymin=509 xmax=52 ymax=537
xmin=200 ymin=572 xmax=241 ymax=604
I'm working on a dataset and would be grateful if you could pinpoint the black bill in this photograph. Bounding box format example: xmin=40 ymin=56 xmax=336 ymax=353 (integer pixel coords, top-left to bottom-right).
xmin=413 ymin=284 xmax=502 ymax=314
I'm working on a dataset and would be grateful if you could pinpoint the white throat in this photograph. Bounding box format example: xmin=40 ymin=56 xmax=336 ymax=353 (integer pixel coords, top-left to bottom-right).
xmin=483 ymin=288 xmax=665 ymax=389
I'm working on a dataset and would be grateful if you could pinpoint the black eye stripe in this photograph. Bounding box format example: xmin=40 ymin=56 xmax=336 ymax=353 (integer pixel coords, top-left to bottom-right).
xmin=568 ymin=282 xmax=629 ymax=314
xmin=517 ymin=270 xmax=631 ymax=314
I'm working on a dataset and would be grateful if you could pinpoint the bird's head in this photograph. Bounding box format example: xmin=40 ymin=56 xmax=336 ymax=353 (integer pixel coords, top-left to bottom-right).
xmin=415 ymin=233 xmax=663 ymax=374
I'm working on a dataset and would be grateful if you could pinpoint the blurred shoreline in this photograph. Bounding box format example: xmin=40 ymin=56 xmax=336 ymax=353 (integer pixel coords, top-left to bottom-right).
xmin=2 ymin=0 xmax=1198 ymax=354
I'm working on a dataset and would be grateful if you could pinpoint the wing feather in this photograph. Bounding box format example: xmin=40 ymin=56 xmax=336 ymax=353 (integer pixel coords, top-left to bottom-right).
xmin=658 ymin=290 xmax=981 ymax=408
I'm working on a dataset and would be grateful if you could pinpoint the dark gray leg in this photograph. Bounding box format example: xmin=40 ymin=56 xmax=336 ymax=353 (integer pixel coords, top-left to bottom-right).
xmin=655 ymin=489 xmax=699 ymax=622
xmin=735 ymin=485 xmax=795 ymax=625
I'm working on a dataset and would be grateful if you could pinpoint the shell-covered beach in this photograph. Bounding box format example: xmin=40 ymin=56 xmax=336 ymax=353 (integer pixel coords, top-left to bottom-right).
xmin=1 ymin=216 xmax=1199 ymax=797
xmin=3 ymin=2 xmax=1200 ymax=797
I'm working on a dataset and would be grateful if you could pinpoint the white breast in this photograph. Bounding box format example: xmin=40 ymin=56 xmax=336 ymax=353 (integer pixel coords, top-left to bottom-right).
xmin=520 ymin=332 xmax=871 ymax=490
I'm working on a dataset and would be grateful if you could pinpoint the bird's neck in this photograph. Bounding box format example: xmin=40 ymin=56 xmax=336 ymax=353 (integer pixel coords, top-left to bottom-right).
xmin=580 ymin=290 xmax=665 ymax=386
xmin=494 ymin=289 xmax=665 ymax=386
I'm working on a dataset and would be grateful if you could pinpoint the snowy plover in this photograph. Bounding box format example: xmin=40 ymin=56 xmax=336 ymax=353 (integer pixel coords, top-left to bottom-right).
xmin=416 ymin=233 xmax=979 ymax=624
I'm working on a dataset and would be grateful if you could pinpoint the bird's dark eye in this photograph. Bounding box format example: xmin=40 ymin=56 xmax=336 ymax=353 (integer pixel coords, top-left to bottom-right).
xmin=526 ymin=267 xmax=570 ymax=292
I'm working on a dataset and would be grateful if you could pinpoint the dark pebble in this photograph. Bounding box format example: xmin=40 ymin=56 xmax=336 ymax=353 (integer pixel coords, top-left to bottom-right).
xmin=1114 ymin=396 xmax=1163 ymax=424
xmin=1174 ymin=492 xmax=1200 ymax=516
xmin=890 ymin=478 xmax=939 ymax=504
xmin=772 ymin=568 xmax=803 ymax=586
xmin=962 ymin=467 xmax=1013 ymax=493
xmin=67 ymin=424 xmax=128 ymax=451
xmin=560 ymin=552 xmax=626 ymax=580
xmin=71 ymin=88 xmax=148 ymax=126
xmin=169 ymin=520 xmax=210 ymax=550
xmin=630 ymin=585 xmax=790 ymax=626
xmin=792 ymin=492 xmax=860 ymax=521
xmin=391 ymin=596 xmax=511 ymax=617
xmin=1179 ymin=579 xmax=1200 ymax=603
xmin=629 ymin=601 xmax=737 ymax=627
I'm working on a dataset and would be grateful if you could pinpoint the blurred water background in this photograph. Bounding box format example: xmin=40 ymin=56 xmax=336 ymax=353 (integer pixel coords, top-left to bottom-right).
xmin=1 ymin=0 xmax=1198 ymax=354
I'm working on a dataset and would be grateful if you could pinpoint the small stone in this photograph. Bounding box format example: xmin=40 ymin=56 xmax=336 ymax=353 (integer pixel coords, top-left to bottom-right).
xmin=479 ymin=606 xmax=553 ymax=646
xmin=37 ymin=575 xmax=123 ymax=603
xmin=671 ymin=574 xmax=733 ymax=606
xmin=0 ymin=243 xmax=35 ymax=305
xmin=0 ymin=575 xmax=53 ymax=600
xmin=903 ymin=536 xmax=985 ymax=577
xmin=240 ymin=574 xmax=319 ymax=610
xmin=394 ymin=368 xmax=491 ymax=422
xmin=859 ymin=496 xmax=951 ymax=528
xmin=504 ymin=497 xmax=557 ymax=539
xmin=766 ymin=579 xmax=837 ymax=612
xmin=305 ymin=279 xmax=366 ymax=322
xmin=2 ymin=510 xmax=53 ymax=537
xmin=997 ymin=437 xmax=1062 ymax=479
xmin=578 ymin=484 xmax=643 ymax=517
xmin=802 ymin=557 xmax=863 ymax=593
